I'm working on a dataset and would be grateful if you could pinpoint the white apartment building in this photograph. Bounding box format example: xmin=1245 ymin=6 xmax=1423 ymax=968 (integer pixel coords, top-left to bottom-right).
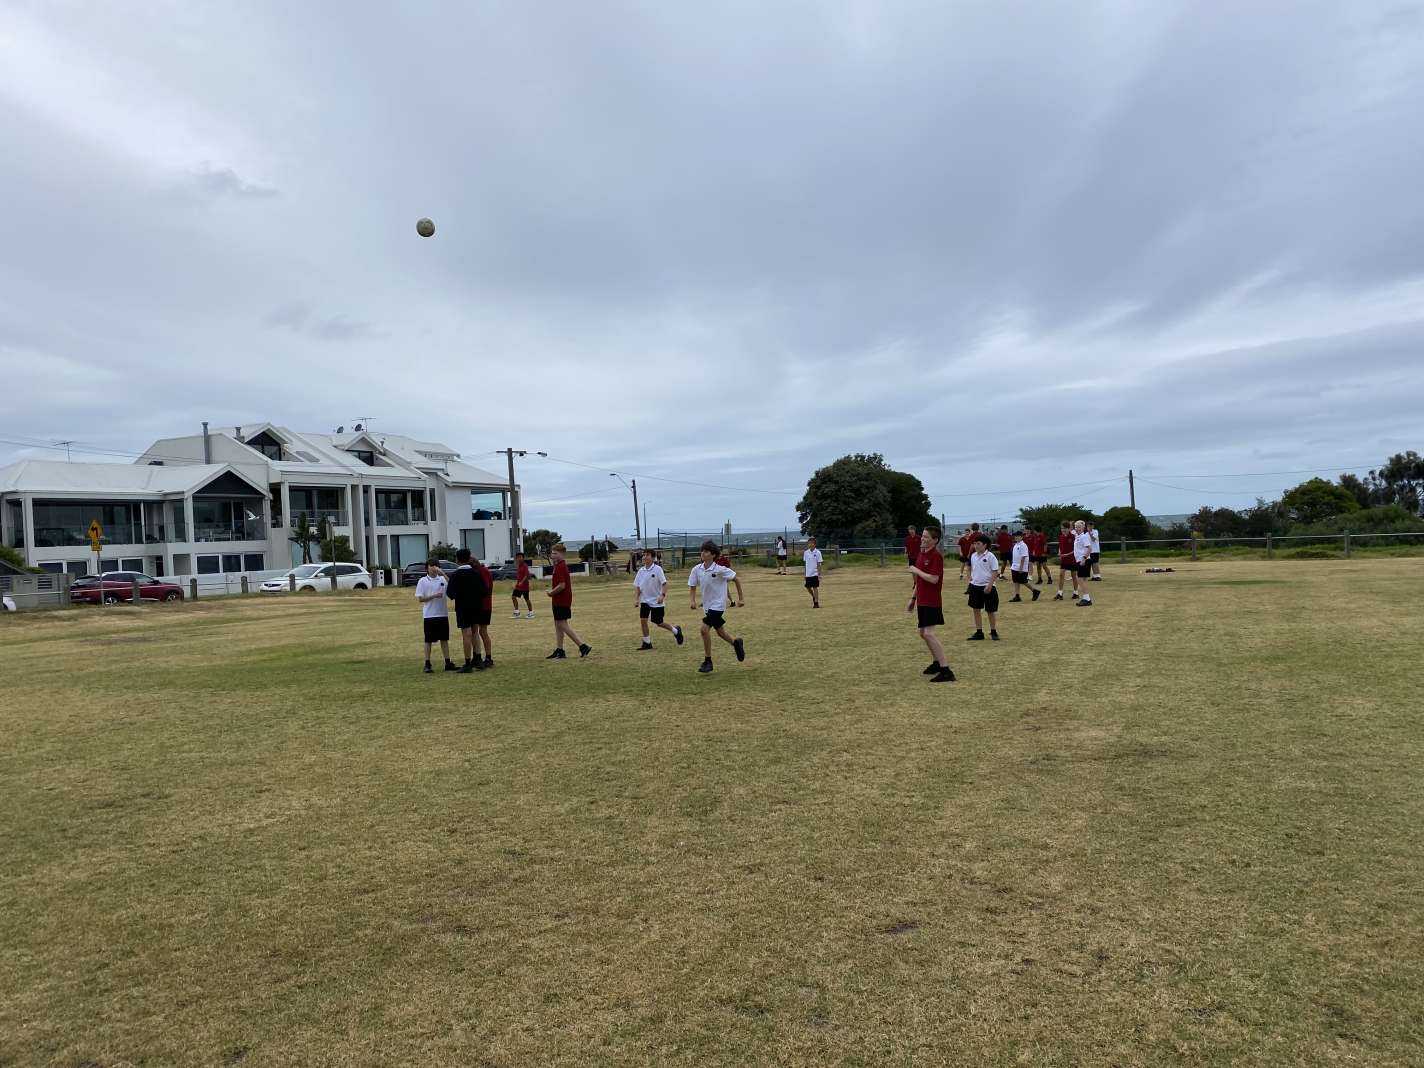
xmin=0 ymin=422 xmax=517 ymax=578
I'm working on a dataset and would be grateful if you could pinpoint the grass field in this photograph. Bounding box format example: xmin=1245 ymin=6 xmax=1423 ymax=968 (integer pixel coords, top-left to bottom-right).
xmin=3 ymin=560 xmax=1422 ymax=1066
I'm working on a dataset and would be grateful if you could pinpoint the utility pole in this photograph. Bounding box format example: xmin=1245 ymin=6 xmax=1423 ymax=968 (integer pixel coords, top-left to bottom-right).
xmin=631 ymin=479 xmax=641 ymax=544
xmin=1128 ymin=469 xmax=1136 ymax=510
xmin=504 ymin=448 xmax=527 ymax=560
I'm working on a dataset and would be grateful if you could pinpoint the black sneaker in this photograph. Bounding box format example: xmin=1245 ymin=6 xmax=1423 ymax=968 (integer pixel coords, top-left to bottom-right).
xmin=698 ymin=659 xmax=714 ymax=673
xmin=967 ymin=631 xmax=985 ymax=641
xmin=990 ymin=631 xmax=1000 ymax=641
xmin=423 ymin=662 xmax=433 ymax=674
xmin=922 ymin=662 xmax=940 ymax=675
xmin=1077 ymin=599 xmax=1093 ymax=607
xmin=578 ymin=643 xmax=592 ymax=658
xmin=546 ymin=649 xmax=566 ymax=660
xmin=444 ymin=660 xmax=458 ymax=671
xmin=483 ymin=657 xmax=494 ymax=669
xmin=1031 ymin=588 xmax=1041 ymax=601
xmin=673 ymin=625 xmax=684 ymax=645
xmin=1009 ymin=595 xmax=1022 ymax=603
xmin=457 ymin=663 xmax=474 ymax=673
xmin=733 ymin=638 xmax=746 ymax=662
xmin=1091 ymin=576 xmax=1102 ymax=582
xmin=1054 ymin=592 xmax=1064 ymax=600
xmin=931 ymin=666 xmax=956 ymax=683
xmin=637 ymin=642 xmax=654 ymax=652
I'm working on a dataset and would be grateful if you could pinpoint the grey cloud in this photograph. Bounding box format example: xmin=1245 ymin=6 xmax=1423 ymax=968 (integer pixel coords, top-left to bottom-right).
xmin=189 ymin=163 xmax=278 ymax=199
xmin=264 ymin=302 xmax=379 ymax=342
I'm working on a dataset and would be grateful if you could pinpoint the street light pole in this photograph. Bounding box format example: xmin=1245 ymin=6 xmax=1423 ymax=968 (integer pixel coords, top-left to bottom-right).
xmin=610 ymin=473 xmax=641 ymax=545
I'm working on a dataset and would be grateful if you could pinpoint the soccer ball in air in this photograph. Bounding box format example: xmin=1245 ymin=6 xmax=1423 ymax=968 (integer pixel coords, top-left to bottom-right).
xmin=416 ymin=218 xmax=435 ymax=238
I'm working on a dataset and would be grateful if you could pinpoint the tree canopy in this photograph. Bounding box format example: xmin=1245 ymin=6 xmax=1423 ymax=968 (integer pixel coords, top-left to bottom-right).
xmin=797 ymin=453 xmax=932 ymax=540
xmin=1281 ymin=478 xmax=1360 ymax=525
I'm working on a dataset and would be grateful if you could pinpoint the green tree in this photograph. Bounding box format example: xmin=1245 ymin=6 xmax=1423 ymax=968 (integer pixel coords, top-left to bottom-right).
xmin=1098 ymin=506 xmax=1150 ymax=540
xmin=288 ymin=512 xmax=317 ymax=564
xmin=796 ymin=454 xmax=894 ymax=539
xmin=431 ymin=542 xmax=460 ymax=560
xmin=522 ymin=528 xmax=561 ymax=560
xmin=317 ymin=519 xmax=357 ymax=563
xmin=1189 ymin=506 xmax=1245 ymax=538
xmin=1337 ymin=473 xmax=1373 ymax=510
xmin=1017 ymin=503 xmax=1098 ymax=533
xmin=883 ymin=470 xmax=935 ymax=533
xmin=1281 ymin=478 xmax=1360 ymax=525
xmin=0 ymin=544 xmax=38 ymax=573
xmin=1365 ymin=451 xmax=1424 ymax=514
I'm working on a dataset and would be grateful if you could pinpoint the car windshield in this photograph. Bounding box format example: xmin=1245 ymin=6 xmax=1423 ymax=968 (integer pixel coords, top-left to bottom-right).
xmin=290 ymin=565 xmax=323 ymax=578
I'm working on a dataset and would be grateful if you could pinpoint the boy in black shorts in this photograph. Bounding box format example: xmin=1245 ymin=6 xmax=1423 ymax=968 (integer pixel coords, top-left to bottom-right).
xmin=634 ymin=551 xmax=683 ymax=649
xmin=445 ymin=547 xmax=487 ymax=672
xmin=415 ymin=559 xmax=456 ymax=673
xmin=1008 ymin=530 xmax=1040 ymax=602
xmin=906 ymin=527 xmax=954 ymax=682
xmin=966 ymin=532 xmax=1001 ymax=640
xmin=687 ymin=540 xmax=745 ymax=673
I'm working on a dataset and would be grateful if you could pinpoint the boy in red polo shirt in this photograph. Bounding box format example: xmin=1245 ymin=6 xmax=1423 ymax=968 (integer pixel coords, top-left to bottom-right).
xmin=511 ymin=552 xmax=533 ymax=619
xmin=473 ymin=557 xmax=495 ymax=668
xmin=545 ymin=543 xmax=591 ymax=660
xmin=1031 ymin=529 xmax=1051 ymax=584
xmin=994 ymin=525 xmax=1013 ymax=577
xmin=907 ymin=527 xmax=955 ymax=683
xmin=1055 ymin=522 xmax=1078 ymax=601
xmin=903 ymin=526 xmax=919 ymax=567
xmin=956 ymin=523 xmax=979 ymax=579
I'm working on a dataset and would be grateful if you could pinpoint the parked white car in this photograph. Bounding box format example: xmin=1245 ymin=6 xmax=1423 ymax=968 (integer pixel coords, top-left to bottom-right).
xmin=260 ymin=563 xmax=372 ymax=593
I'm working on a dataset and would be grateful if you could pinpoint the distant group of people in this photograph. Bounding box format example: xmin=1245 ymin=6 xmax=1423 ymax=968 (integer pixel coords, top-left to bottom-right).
xmin=414 ymin=540 xmax=749 ymax=675
xmin=902 ymin=519 xmax=1103 ymax=683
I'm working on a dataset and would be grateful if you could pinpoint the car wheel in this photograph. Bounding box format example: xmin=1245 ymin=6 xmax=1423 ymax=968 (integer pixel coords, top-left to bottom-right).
xmin=103 ymin=594 xmax=120 ymax=605
xmin=353 ymin=583 xmax=368 ymax=590
xmin=163 ymin=591 xmax=180 ymax=602
xmin=298 ymin=585 xmax=315 ymax=593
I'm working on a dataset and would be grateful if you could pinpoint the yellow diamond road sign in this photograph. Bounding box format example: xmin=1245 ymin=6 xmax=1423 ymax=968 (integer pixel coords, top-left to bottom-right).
xmin=88 ymin=520 xmax=102 ymax=547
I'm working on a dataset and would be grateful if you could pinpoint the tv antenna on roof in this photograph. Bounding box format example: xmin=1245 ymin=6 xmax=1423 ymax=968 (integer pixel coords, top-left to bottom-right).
xmin=55 ymin=440 xmax=75 ymax=461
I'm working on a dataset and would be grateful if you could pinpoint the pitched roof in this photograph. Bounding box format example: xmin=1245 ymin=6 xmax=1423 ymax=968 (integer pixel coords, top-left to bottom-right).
xmin=0 ymin=460 xmax=268 ymax=497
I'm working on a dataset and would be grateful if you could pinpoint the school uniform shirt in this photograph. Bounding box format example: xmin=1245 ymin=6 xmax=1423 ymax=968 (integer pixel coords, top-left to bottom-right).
xmin=475 ymin=561 xmax=494 ymax=611
xmin=957 ymin=533 xmax=975 ymax=557
xmin=969 ymin=551 xmax=999 ymax=586
xmin=634 ymin=564 xmax=667 ymax=605
xmin=1011 ymin=541 xmax=1030 ymax=573
xmin=1090 ymin=530 xmax=1101 ymax=553
xmin=804 ymin=548 xmax=823 ymax=577
xmin=415 ymin=575 xmax=448 ymax=618
xmin=1032 ymin=532 xmax=1047 ymax=556
xmin=904 ymin=534 xmax=919 ymax=557
xmin=550 ymin=560 xmax=574 ymax=607
xmin=1058 ymin=532 xmax=1075 ymax=560
xmin=514 ymin=561 xmax=531 ymax=591
xmin=913 ymin=548 xmax=944 ymax=607
xmin=688 ymin=562 xmax=736 ymax=611
xmin=995 ymin=531 xmax=1013 ymax=556
xmin=776 ymin=540 xmax=788 ymax=557
xmin=1074 ymin=532 xmax=1094 ymax=564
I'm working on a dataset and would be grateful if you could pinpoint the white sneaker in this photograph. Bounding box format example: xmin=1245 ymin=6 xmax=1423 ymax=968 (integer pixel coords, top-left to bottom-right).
xmin=526 ymin=611 xmax=535 ymax=619
xmin=512 ymin=610 xmax=522 ymax=618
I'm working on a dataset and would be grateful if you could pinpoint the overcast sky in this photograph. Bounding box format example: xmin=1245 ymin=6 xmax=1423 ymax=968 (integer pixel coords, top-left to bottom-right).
xmin=3 ymin=1 xmax=1422 ymax=536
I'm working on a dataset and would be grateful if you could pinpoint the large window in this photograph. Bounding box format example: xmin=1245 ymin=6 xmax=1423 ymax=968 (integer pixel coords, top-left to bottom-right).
xmin=32 ymin=500 xmax=148 ymax=547
xmin=196 ymin=553 xmax=259 ymax=574
xmin=470 ymin=491 xmax=505 ymax=521
xmin=289 ymin=487 xmax=346 ymax=526
xmin=5 ymin=499 xmax=22 ymax=547
xmin=192 ymin=498 xmax=264 ymax=542
xmin=460 ymin=529 xmax=486 ymax=558
xmin=376 ymin=489 xmax=427 ymax=526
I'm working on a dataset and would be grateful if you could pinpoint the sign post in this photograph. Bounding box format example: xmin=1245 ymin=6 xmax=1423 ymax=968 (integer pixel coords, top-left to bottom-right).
xmin=88 ymin=520 xmax=103 ymax=602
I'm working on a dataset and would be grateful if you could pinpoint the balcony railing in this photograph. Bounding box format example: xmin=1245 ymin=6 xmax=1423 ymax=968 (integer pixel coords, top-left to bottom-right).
xmin=35 ymin=524 xmax=149 ymax=547
xmin=376 ymin=508 xmax=427 ymax=527
xmin=193 ymin=521 xmax=266 ymax=543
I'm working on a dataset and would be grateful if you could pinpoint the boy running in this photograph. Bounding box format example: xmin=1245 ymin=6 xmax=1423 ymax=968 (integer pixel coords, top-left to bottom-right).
xmin=634 ymin=552 xmax=683 ymax=650
xmin=511 ymin=552 xmax=534 ymax=618
xmin=966 ymin=533 xmax=1001 ymax=640
xmin=803 ymin=536 xmax=824 ymax=608
xmin=775 ymin=536 xmax=789 ymax=575
xmin=688 ymin=540 xmax=746 ymax=673
xmin=906 ymin=527 xmax=955 ymax=682
xmin=546 ymin=543 xmax=592 ymax=659
xmin=473 ymin=557 xmax=495 ymax=668
xmin=1088 ymin=521 xmax=1103 ymax=580
xmin=1073 ymin=520 xmax=1095 ymax=607
xmin=415 ymin=559 xmax=456 ymax=673
xmin=1008 ymin=530 xmax=1040 ymax=602
xmin=446 ymin=548 xmax=486 ymax=672
xmin=1055 ymin=522 xmax=1078 ymax=601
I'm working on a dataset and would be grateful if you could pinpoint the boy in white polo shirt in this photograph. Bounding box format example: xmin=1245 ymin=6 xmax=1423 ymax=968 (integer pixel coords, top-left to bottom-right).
xmin=1008 ymin=530 xmax=1040 ymax=602
xmin=634 ymin=552 xmax=683 ymax=650
xmin=966 ymin=533 xmax=1001 ymax=640
xmin=803 ymin=535 xmax=824 ymax=608
xmin=1073 ymin=520 xmax=1095 ymax=606
xmin=415 ymin=559 xmax=457 ymax=673
xmin=1088 ymin=520 xmax=1103 ymax=580
xmin=688 ymin=540 xmax=746 ymax=674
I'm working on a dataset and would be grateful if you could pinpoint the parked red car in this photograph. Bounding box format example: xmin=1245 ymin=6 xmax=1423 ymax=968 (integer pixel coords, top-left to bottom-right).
xmin=70 ymin=571 xmax=185 ymax=605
